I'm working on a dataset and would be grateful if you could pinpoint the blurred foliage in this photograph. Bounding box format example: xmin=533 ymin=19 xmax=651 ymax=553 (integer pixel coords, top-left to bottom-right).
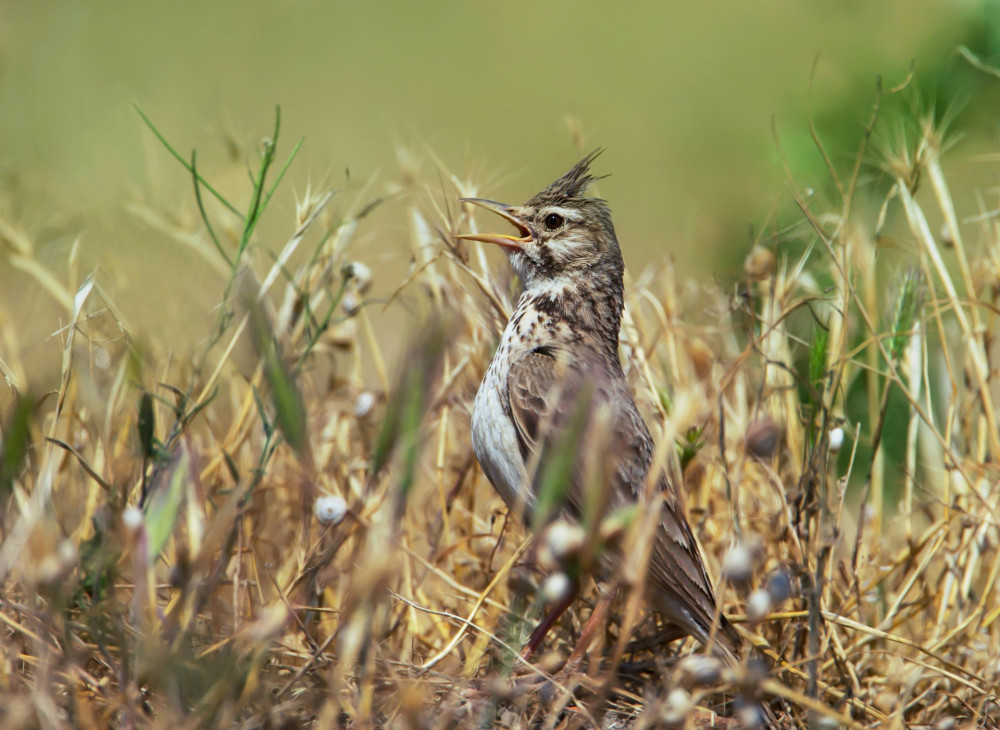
xmin=1 ymin=3 xmax=996 ymax=372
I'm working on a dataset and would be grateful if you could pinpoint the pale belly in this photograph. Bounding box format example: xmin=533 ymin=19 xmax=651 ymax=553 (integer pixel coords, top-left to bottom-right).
xmin=471 ymin=364 xmax=531 ymax=515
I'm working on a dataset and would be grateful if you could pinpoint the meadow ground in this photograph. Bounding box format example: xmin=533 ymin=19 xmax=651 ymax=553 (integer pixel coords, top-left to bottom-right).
xmin=1 ymin=96 xmax=999 ymax=728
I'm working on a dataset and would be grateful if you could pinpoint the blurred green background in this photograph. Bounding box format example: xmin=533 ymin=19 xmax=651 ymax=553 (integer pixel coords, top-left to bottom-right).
xmin=1 ymin=1 xmax=997 ymax=373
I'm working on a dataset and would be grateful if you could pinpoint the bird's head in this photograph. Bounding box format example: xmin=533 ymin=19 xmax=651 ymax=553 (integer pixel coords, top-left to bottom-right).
xmin=457 ymin=150 xmax=624 ymax=291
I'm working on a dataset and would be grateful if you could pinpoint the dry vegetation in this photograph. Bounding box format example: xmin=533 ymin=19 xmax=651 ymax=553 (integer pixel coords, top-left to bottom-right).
xmin=1 ymin=96 xmax=1000 ymax=729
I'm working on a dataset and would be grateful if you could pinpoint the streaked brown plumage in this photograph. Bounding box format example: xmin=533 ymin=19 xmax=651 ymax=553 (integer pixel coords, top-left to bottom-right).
xmin=458 ymin=152 xmax=775 ymax=725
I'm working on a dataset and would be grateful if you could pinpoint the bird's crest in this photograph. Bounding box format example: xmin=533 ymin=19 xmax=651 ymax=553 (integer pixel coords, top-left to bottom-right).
xmin=529 ymin=149 xmax=607 ymax=205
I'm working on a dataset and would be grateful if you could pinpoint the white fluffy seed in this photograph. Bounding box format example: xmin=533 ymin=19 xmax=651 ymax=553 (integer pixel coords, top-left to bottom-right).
xmin=829 ymin=426 xmax=845 ymax=452
xmin=315 ymin=495 xmax=348 ymax=525
xmin=544 ymin=520 xmax=585 ymax=561
xmin=809 ymin=715 xmax=841 ymax=730
xmin=343 ymin=261 xmax=373 ymax=294
xmin=678 ymin=654 xmax=723 ymax=686
xmin=746 ymin=589 xmax=772 ymax=623
xmin=662 ymin=687 xmax=694 ymax=724
xmin=354 ymin=391 xmax=376 ymax=419
xmin=541 ymin=572 xmax=572 ymax=604
xmin=342 ymin=291 xmax=360 ymax=316
xmin=723 ymin=543 xmax=754 ymax=584
xmin=939 ymin=223 xmax=954 ymax=248
xmin=58 ymin=539 xmax=77 ymax=565
xmin=122 ymin=505 xmax=144 ymax=531
xmin=736 ymin=705 xmax=766 ymax=729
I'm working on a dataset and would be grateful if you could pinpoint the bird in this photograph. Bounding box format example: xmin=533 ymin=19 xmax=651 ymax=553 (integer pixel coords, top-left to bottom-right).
xmin=456 ymin=151 xmax=776 ymax=726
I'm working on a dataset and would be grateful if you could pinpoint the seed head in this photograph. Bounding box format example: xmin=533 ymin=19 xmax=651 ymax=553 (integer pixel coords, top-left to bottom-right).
xmin=541 ymin=572 xmax=572 ymax=604
xmin=746 ymin=589 xmax=771 ymax=623
xmin=828 ymin=427 xmax=845 ymax=453
xmin=315 ymin=494 xmax=348 ymax=525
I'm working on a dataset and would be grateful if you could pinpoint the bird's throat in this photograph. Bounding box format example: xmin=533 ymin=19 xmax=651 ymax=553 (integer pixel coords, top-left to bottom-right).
xmin=517 ymin=275 xmax=625 ymax=358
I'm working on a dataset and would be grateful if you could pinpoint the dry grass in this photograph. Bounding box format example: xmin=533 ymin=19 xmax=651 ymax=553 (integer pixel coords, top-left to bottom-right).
xmin=1 ymin=99 xmax=999 ymax=729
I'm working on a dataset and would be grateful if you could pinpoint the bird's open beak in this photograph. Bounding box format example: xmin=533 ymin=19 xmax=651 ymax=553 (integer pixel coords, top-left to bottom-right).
xmin=455 ymin=198 xmax=532 ymax=250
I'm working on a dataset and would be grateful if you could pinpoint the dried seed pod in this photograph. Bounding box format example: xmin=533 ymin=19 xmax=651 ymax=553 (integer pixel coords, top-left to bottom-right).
xmin=744 ymin=245 xmax=775 ymax=279
xmin=328 ymin=319 xmax=357 ymax=349
xmin=765 ymin=569 xmax=793 ymax=604
xmin=939 ymin=223 xmax=954 ymax=248
xmin=745 ymin=416 xmax=781 ymax=458
xmin=687 ymin=337 xmax=714 ymax=382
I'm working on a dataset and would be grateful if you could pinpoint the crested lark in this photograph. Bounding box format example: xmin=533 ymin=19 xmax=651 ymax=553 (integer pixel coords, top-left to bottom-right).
xmin=457 ymin=153 xmax=772 ymax=709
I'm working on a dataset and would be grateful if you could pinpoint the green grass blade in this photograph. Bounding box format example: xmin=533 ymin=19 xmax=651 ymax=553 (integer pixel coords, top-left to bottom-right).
xmin=144 ymin=446 xmax=190 ymax=564
xmin=133 ymin=104 xmax=244 ymax=221
xmin=138 ymin=391 xmax=156 ymax=461
xmin=0 ymin=395 xmax=34 ymax=498
xmin=190 ymin=150 xmax=233 ymax=269
xmin=246 ymin=294 xmax=308 ymax=459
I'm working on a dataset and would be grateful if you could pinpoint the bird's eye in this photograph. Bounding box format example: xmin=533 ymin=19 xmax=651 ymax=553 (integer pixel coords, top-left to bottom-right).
xmin=543 ymin=212 xmax=564 ymax=230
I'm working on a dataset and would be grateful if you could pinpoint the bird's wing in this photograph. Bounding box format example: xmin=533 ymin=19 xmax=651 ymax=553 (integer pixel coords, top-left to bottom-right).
xmin=507 ymin=345 xmax=586 ymax=464
xmin=507 ymin=344 xmax=621 ymax=458
xmin=507 ymin=346 xmax=739 ymax=653
xmin=650 ymin=487 xmax=741 ymax=654
xmin=506 ymin=344 xmax=608 ymax=520
xmin=610 ymin=399 xmax=737 ymax=650
xmin=506 ymin=345 xmax=565 ymax=460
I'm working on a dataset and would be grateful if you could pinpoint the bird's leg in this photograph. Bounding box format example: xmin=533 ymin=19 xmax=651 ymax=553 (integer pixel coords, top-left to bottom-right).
xmin=505 ymin=588 xmax=614 ymax=693
xmin=521 ymin=580 xmax=579 ymax=661
xmin=559 ymin=587 xmax=616 ymax=676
